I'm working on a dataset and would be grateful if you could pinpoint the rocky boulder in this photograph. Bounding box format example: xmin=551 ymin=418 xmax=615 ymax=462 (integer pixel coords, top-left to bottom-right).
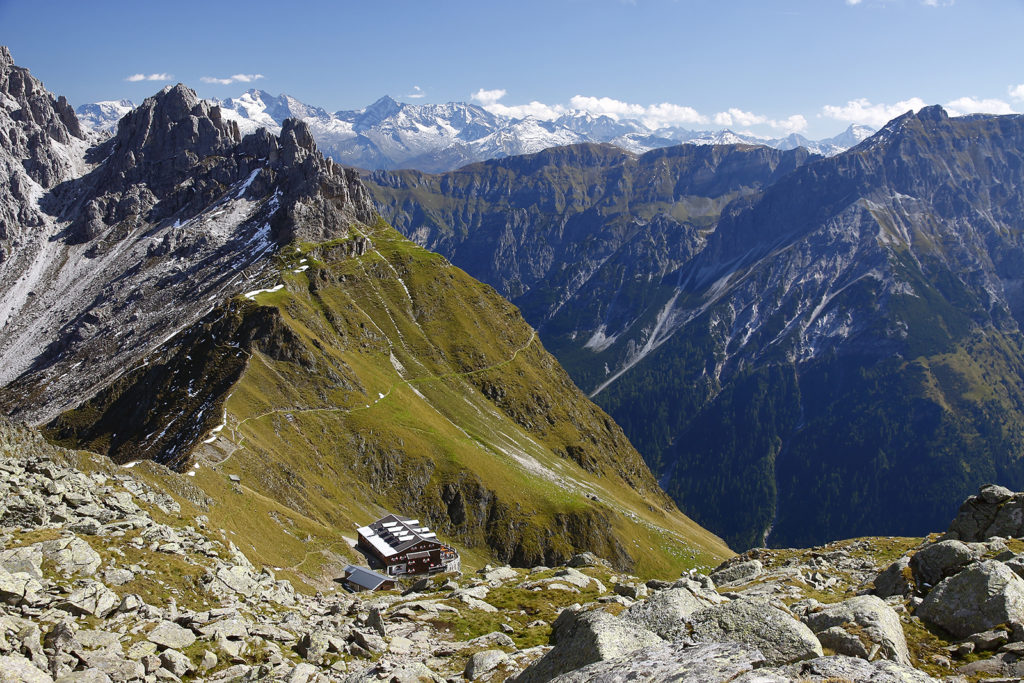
xmin=621 ymin=586 xmax=714 ymax=639
xmin=909 ymin=540 xmax=982 ymax=588
xmin=0 ymin=545 xmax=43 ymax=579
xmin=917 ymin=560 xmax=1024 ymax=638
xmin=709 ymin=559 xmax=763 ymax=587
xmin=686 ymin=598 xmax=823 ymax=666
xmin=41 ymin=536 xmax=102 ymax=577
xmin=61 ymin=581 xmax=119 ymax=618
xmin=802 ymin=595 xmax=911 ymax=665
xmin=547 ymin=641 xmax=766 ymax=682
xmin=872 ymin=556 xmax=913 ymax=598
xmin=0 ymin=566 xmax=45 ymax=607
xmin=0 ymin=653 xmax=54 ymax=683
xmin=512 ymin=609 xmax=662 ymax=683
xmin=946 ymin=484 xmax=1024 ymax=541
xmin=740 ymin=654 xmax=938 ymax=682
xmin=464 ymin=650 xmax=510 ymax=680
xmin=146 ymin=620 xmax=196 ymax=650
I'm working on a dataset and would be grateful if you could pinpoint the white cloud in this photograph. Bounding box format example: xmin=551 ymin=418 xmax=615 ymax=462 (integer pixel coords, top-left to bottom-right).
xmin=845 ymin=0 xmax=863 ymax=5
xmin=200 ymin=73 xmax=264 ymax=85
xmin=713 ymin=108 xmax=807 ymax=133
xmin=471 ymin=88 xmax=507 ymax=106
xmin=1009 ymin=84 xmax=1024 ymax=101
xmin=485 ymin=100 xmax=569 ymax=120
xmin=714 ymin=108 xmax=767 ymax=128
xmin=944 ymin=96 xmax=1015 ymax=116
xmin=568 ymin=95 xmax=707 ymax=128
xmin=125 ymin=73 xmax=173 ymax=82
xmin=922 ymin=0 xmax=953 ymax=6
xmin=469 ymin=88 xmax=810 ymax=133
xmin=821 ymin=97 xmax=929 ymax=127
xmin=823 ymin=95 xmax=1015 ymax=127
xmin=471 ymin=88 xmax=565 ymax=119
xmin=406 ymin=86 xmax=426 ymax=99
xmin=775 ymin=114 xmax=809 ymax=134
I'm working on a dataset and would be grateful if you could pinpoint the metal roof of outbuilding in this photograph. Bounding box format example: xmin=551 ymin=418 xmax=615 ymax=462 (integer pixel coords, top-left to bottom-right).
xmin=342 ymin=565 xmax=391 ymax=590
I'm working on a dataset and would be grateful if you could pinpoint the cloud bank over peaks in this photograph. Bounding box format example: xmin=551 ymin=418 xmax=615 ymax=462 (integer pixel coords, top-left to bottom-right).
xmin=823 ymin=95 xmax=1018 ymax=127
xmin=470 ymin=89 xmax=808 ymax=134
xmin=712 ymin=108 xmax=808 ymax=134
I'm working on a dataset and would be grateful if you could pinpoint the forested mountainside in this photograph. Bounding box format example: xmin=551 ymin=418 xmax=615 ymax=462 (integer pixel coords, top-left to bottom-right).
xmin=369 ymin=108 xmax=1024 ymax=550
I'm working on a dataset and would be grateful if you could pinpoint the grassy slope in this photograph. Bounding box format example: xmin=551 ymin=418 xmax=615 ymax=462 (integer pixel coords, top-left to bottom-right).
xmin=51 ymin=219 xmax=730 ymax=583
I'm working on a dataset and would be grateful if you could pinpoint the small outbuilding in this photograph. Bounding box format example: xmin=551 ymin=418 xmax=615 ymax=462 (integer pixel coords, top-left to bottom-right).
xmin=340 ymin=564 xmax=396 ymax=592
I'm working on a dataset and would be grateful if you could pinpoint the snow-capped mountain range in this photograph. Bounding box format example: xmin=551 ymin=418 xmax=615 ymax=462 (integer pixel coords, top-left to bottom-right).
xmin=77 ymin=91 xmax=875 ymax=173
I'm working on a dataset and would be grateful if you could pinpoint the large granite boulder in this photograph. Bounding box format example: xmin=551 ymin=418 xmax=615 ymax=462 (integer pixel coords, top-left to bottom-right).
xmin=0 ymin=545 xmax=43 ymax=579
xmin=738 ymin=655 xmax=938 ymax=682
xmin=621 ymin=586 xmax=714 ymax=639
xmin=873 ymin=557 xmax=913 ymax=598
xmin=512 ymin=609 xmax=662 ymax=683
xmin=0 ymin=654 xmax=53 ymax=682
xmin=803 ymin=595 xmax=911 ymax=665
xmin=548 ymin=641 xmax=766 ymax=682
xmin=946 ymin=484 xmax=1024 ymax=541
xmin=710 ymin=559 xmax=763 ymax=587
xmin=686 ymin=598 xmax=822 ymax=666
xmin=147 ymin=620 xmax=196 ymax=650
xmin=61 ymin=581 xmax=120 ymax=618
xmin=917 ymin=560 xmax=1024 ymax=638
xmin=909 ymin=540 xmax=982 ymax=588
xmin=41 ymin=536 xmax=101 ymax=577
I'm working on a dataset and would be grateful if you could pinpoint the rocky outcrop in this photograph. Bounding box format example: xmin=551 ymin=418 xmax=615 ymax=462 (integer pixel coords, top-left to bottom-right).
xmin=512 ymin=609 xmax=662 ymax=683
xmin=802 ymin=595 xmax=911 ymax=665
xmin=945 ymin=484 xmax=1024 ymax=542
xmin=547 ymin=641 xmax=766 ymax=683
xmin=0 ymin=49 xmax=376 ymax=427
xmin=873 ymin=556 xmax=913 ymax=599
xmin=7 ymin=420 xmax=1024 ymax=682
xmin=916 ymin=560 xmax=1024 ymax=639
xmin=686 ymin=598 xmax=823 ymax=666
xmin=909 ymin=539 xmax=983 ymax=588
xmin=0 ymin=45 xmax=90 ymax=258
xmin=741 ymin=655 xmax=938 ymax=682
xmin=709 ymin=558 xmax=763 ymax=587
xmin=621 ymin=584 xmax=715 ymax=639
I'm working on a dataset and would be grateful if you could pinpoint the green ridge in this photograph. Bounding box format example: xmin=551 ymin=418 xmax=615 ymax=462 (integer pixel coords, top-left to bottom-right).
xmin=49 ymin=218 xmax=730 ymax=581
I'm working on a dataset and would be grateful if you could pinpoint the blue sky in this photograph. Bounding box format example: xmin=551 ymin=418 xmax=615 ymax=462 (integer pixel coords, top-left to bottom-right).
xmin=2 ymin=0 xmax=1022 ymax=138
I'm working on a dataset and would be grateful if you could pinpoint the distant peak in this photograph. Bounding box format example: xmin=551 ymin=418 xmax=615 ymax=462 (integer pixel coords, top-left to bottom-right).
xmin=143 ymin=83 xmax=201 ymax=122
xmin=362 ymin=95 xmax=403 ymax=117
xmin=916 ymin=104 xmax=949 ymax=123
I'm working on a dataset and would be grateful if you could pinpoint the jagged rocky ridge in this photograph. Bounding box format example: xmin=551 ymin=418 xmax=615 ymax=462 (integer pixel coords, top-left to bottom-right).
xmin=6 ymin=419 xmax=1024 ymax=681
xmin=0 ymin=48 xmax=373 ymax=425
xmin=78 ymin=90 xmax=874 ymax=173
xmin=370 ymin=107 xmax=1024 ymax=552
xmin=0 ymin=47 xmax=728 ymax=575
